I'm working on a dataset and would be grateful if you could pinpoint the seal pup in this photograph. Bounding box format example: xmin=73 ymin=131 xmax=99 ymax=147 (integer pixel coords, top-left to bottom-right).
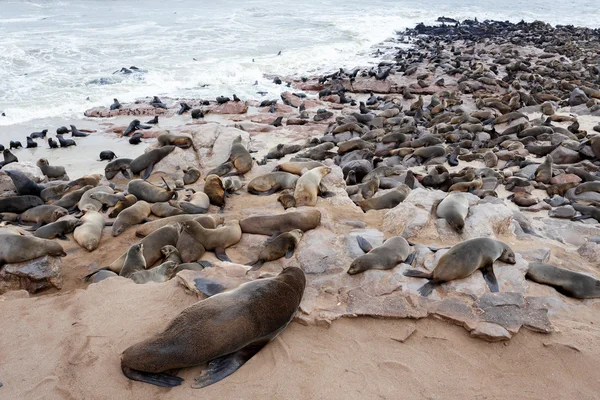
xmin=34 ymin=219 xmax=81 ymax=240
xmin=359 ymin=184 xmax=411 ymax=212
xmin=534 ymin=155 xmax=553 ymax=184
xmin=130 ymin=145 xmax=175 ymax=179
xmin=112 ymin=200 xmax=152 ymax=236
xmin=526 ymin=262 xmax=600 ymax=299
xmin=436 ymin=192 xmax=469 ymax=233
xmin=293 ymin=166 xmax=332 ymax=207
xmin=89 ymin=191 xmax=126 ymax=211
xmin=347 ymin=236 xmax=412 ymax=275
xmin=0 ymin=233 xmax=66 ymax=266
xmin=120 ymin=267 xmax=306 ymax=388
xmin=54 ymin=185 xmax=93 ymax=210
xmin=19 ymin=204 xmax=68 ymax=229
xmin=36 ymin=158 xmax=67 ymax=179
xmin=127 ymin=178 xmax=177 ymax=203
xmin=129 ymin=261 xmax=179 ymax=284
xmin=246 ymin=229 xmax=303 ymax=271
xmin=182 ymin=167 xmax=201 ymax=185
xmin=9 ymin=140 xmax=22 ymax=149
xmin=227 ymin=135 xmax=253 ymax=175
xmin=119 ymin=244 xmax=146 ymax=278
xmin=109 ymin=194 xmax=138 ymax=218
xmin=78 ymin=186 xmax=113 ymax=212
xmin=404 ymin=238 xmax=516 ymax=296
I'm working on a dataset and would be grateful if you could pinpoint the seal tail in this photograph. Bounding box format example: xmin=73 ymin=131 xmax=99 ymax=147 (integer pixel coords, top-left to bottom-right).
xmin=121 ymin=365 xmax=183 ymax=388
xmin=403 ymin=269 xmax=433 ymax=279
xmin=417 ymin=282 xmax=438 ymax=297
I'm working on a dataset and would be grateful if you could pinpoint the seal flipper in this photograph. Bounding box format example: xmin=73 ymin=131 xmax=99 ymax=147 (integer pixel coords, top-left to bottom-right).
xmin=481 ymin=263 xmax=499 ymax=292
xmin=247 ymin=260 xmax=265 ymax=272
xmin=191 ymin=344 xmax=267 ymax=389
xmin=122 ymin=169 xmax=131 ymax=179
xmin=403 ymin=269 xmax=433 ymax=279
xmin=285 ymin=242 xmax=296 ymax=259
xmin=83 ymin=267 xmax=111 ymax=281
xmin=318 ymin=183 xmax=335 ymax=198
xmin=121 ymin=365 xmax=183 ymax=388
xmin=57 ymin=233 xmax=69 ymax=241
xmin=194 ymin=278 xmax=226 ymax=297
xmin=215 ymin=247 xmax=231 ymax=262
xmin=417 ymin=281 xmax=438 ymax=297
xmin=404 ymin=250 xmax=416 ymax=266
xmin=356 ymin=236 xmax=373 ymax=253
xmin=142 ymin=163 xmax=154 ymax=180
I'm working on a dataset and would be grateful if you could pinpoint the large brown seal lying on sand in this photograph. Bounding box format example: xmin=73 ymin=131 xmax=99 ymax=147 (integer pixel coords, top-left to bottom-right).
xmin=404 ymin=238 xmax=516 ymax=296
xmin=121 ymin=266 xmax=306 ymax=388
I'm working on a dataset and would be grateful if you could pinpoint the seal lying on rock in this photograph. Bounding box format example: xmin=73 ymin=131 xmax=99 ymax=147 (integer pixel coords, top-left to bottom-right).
xmin=347 ymin=236 xmax=412 ymax=275
xmin=526 ymin=262 xmax=600 ymax=299
xmin=404 ymin=238 xmax=516 ymax=296
xmin=121 ymin=266 xmax=306 ymax=388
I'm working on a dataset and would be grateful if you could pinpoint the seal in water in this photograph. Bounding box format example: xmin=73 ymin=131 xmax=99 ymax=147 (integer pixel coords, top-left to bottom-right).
xmin=404 ymin=238 xmax=516 ymax=296
xmin=120 ymin=266 xmax=306 ymax=388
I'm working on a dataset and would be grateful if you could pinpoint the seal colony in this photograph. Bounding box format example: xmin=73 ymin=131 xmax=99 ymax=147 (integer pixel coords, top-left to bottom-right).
xmin=2 ymin=17 xmax=600 ymax=395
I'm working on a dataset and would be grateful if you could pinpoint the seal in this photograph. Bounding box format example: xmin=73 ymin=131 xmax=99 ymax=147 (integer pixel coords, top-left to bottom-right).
xmin=436 ymin=192 xmax=469 ymax=233
xmin=119 ymin=244 xmax=146 ymax=278
xmin=404 ymin=238 xmax=516 ymax=296
xmin=0 ymin=195 xmax=44 ymax=213
xmin=534 ymin=155 xmax=553 ymax=184
xmin=227 ymin=135 xmax=253 ymax=175
xmin=130 ymin=145 xmax=175 ymax=179
xmin=574 ymin=181 xmax=600 ymax=195
xmin=113 ymin=200 xmax=152 ymax=236
xmin=70 ymin=125 xmax=89 ymax=137
xmin=48 ymin=138 xmax=59 ymax=149
xmin=19 ymin=204 xmax=68 ymax=229
xmin=67 ymin=174 xmax=102 ymax=189
xmin=99 ymin=150 xmax=117 ymax=161
xmin=174 ymin=191 xmax=209 ymax=214
xmin=91 ymin=270 xmax=119 ymax=283
xmin=40 ymin=184 xmax=69 ymax=202
xmin=448 ymin=176 xmax=483 ymax=192
xmin=293 ymin=166 xmax=332 ymax=207
xmin=89 ymin=191 xmax=126 ymax=211
xmin=526 ymin=262 xmax=600 ymax=299
xmin=26 ymin=137 xmax=38 ymax=148
xmin=248 ymin=172 xmax=298 ymax=195
xmin=275 ymin=161 xmax=324 ymax=175
xmin=129 ymin=261 xmax=179 ymax=284
xmin=105 ymin=158 xmax=132 ymax=180
xmin=120 ymin=266 xmax=306 ymax=388
xmin=240 ymin=209 xmax=321 ymax=235
xmin=108 ymin=194 xmax=138 ymax=218
xmin=0 ymin=232 xmax=66 ymax=266
xmin=0 ymin=149 xmax=19 ymax=168
xmin=246 ymin=229 xmax=303 ymax=271
xmin=203 ymin=174 xmax=226 ymax=208
xmin=358 ymin=184 xmax=410 ymax=212
xmin=265 ymin=143 xmax=303 ymax=159
xmin=54 ymin=185 xmax=93 ymax=210
xmin=57 ymin=134 xmax=76 ymax=147
xmin=152 ymin=202 xmax=184 ymax=218
xmin=74 ymin=210 xmax=106 ymax=251
xmin=177 ymin=219 xmax=242 ymax=262
xmin=78 ymin=186 xmax=113 ymax=212
xmin=135 ymin=214 xmax=223 ymax=237
xmin=207 ymin=162 xmax=234 ymax=177
xmin=222 ymin=176 xmax=243 ymax=194
xmin=347 ymin=236 xmax=412 ymax=275
xmin=127 ymin=178 xmax=177 ymax=203
xmin=182 ymin=167 xmax=201 ymax=185
xmin=157 ymin=133 xmax=193 ymax=149
xmin=277 ymin=190 xmax=296 ymax=209
xmin=4 ymin=170 xmax=44 ymax=197
xmin=34 ymin=218 xmax=81 ymax=240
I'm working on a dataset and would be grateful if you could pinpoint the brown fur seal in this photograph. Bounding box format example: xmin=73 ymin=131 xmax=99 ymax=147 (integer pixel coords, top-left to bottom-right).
xmin=34 ymin=218 xmax=81 ymax=240
xmin=74 ymin=210 xmax=106 ymax=251
xmin=526 ymin=262 xmax=600 ymax=299
xmin=119 ymin=244 xmax=146 ymax=277
xmin=183 ymin=167 xmax=201 ymax=185
xmin=67 ymin=174 xmax=102 ymax=190
xmin=135 ymin=214 xmax=223 ymax=237
xmin=130 ymin=145 xmax=175 ymax=179
xmin=36 ymin=158 xmax=67 ymax=179
xmin=227 ymin=135 xmax=253 ymax=174
xmin=130 ymin=260 xmax=178 ymax=284
xmin=113 ymin=201 xmax=152 ymax=236
xmin=127 ymin=178 xmax=177 ymax=203
xmin=152 ymin=202 xmax=184 ymax=218
xmin=120 ymin=267 xmax=306 ymax=388
xmin=178 ymin=219 xmax=242 ymax=262
xmin=0 ymin=233 xmax=66 ymax=266
xmin=293 ymin=166 xmax=332 ymax=207
xmin=448 ymin=177 xmax=483 ymax=192
xmin=78 ymin=186 xmax=113 ymax=212
xmin=40 ymin=184 xmax=69 ymax=202
xmin=360 ymin=176 xmax=379 ymax=199
xmin=575 ymin=181 xmax=600 ymax=195
xmin=275 ymin=161 xmax=324 ymax=175
xmin=53 ymin=185 xmax=92 ymax=210
xmin=347 ymin=236 xmax=411 ymax=275
xmin=157 ymin=133 xmax=193 ymax=149
xmin=176 ymin=221 xmax=207 ymax=263
xmin=436 ymin=192 xmax=469 ymax=233
xmin=404 ymin=238 xmax=516 ymax=296
xmin=173 ymin=191 xmax=210 ymax=214
xmin=203 ymin=174 xmax=226 ymax=208
xmin=508 ymin=193 xmax=539 ymax=207
xmin=0 ymin=195 xmax=44 ymax=214
xmin=109 ymin=194 xmax=138 ymax=218
xmin=240 ymin=209 xmax=321 ymax=235
xmin=248 ymin=172 xmax=298 ymax=195
xmin=105 ymin=158 xmax=132 ymax=180
xmin=19 ymin=205 xmax=68 ymax=229
xmin=222 ymin=176 xmax=243 ymax=194
xmin=89 ymin=191 xmax=126 ymax=210
xmin=534 ymin=155 xmax=553 ymax=184
xmin=246 ymin=229 xmax=303 ymax=271
xmin=206 ymin=162 xmax=234 ymax=177
xmin=277 ymin=190 xmax=296 ymax=209
xmin=359 ymin=184 xmax=410 ymax=212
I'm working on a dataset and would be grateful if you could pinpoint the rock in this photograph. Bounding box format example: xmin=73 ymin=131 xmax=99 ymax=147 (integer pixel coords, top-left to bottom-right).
xmin=295 ymin=228 xmax=348 ymax=274
xmin=549 ymin=146 xmax=581 ymax=164
xmin=321 ymin=95 xmax=340 ymax=104
xmin=382 ymin=188 xmax=447 ymax=238
xmin=0 ymin=256 xmax=62 ymax=294
xmin=550 ymin=174 xmax=581 ymax=185
xmin=548 ymin=205 xmax=576 ymax=219
xmin=470 ymin=322 xmax=512 ymax=342
xmin=462 ymin=202 xmax=513 ymax=239
xmin=577 ymin=242 xmax=600 ymax=263
xmin=0 ymin=173 xmax=16 ymax=195
xmin=350 ymin=77 xmax=392 ymax=93
xmin=518 ymin=248 xmax=551 ymax=263
xmin=569 ymin=88 xmax=589 ymax=107
xmin=280 ymin=92 xmax=303 ymax=108
xmin=517 ymin=163 xmax=539 ymax=179
xmin=150 ymin=146 xmax=198 ymax=175
xmin=544 ymin=195 xmax=570 ymax=207
xmin=347 ymin=229 xmax=385 ymax=258
xmin=2 ymin=162 xmax=45 ymax=183
xmin=208 ymin=101 xmax=248 ymax=114
xmin=540 ymin=218 xmax=600 ymax=246
xmin=186 ymin=123 xmax=250 ymax=168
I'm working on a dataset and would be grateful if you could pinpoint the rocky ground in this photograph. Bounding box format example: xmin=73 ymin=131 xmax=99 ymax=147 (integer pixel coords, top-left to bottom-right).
xmin=2 ymin=18 xmax=600 ymax=399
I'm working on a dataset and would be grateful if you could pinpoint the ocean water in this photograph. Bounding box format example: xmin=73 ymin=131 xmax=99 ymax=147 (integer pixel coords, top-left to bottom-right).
xmin=1 ymin=0 xmax=599 ymax=127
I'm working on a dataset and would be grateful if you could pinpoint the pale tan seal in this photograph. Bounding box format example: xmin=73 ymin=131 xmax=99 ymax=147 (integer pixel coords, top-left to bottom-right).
xmin=151 ymin=202 xmax=184 ymax=218
xmin=109 ymin=194 xmax=138 ymax=218
xmin=203 ymin=174 xmax=225 ymax=208
xmin=120 ymin=267 xmax=306 ymax=388
xmin=347 ymin=236 xmax=411 ymax=275
xmin=78 ymin=186 xmax=113 ymax=212
xmin=240 ymin=209 xmax=321 ymax=235
xmin=34 ymin=218 xmax=81 ymax=240
xmin=246 ymin=229 xmax=303 ymax=271
xmin=228 ymin=135 xmax=253 ymax=174
xmin=248 ymin=172 xmax=298 ymax=195
xmin=293 ymin=166 xmax=332 ymax=207
xmin=113 ymin=200 xmax=152 ymax=236
xmin=74 ymin=210 xmax=106 ymax=251
xmin=130 ymin=261 xmax=178 ymax=284
xmin=404 ymin=238 xmax=516 ymax=296
xmin=157 ymin=133 xmax=193 ymax=149
xmin=436 ymin=192 xmax=469 ymax=233
xmin=275 ymin=160 xmax=324 ymax=175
